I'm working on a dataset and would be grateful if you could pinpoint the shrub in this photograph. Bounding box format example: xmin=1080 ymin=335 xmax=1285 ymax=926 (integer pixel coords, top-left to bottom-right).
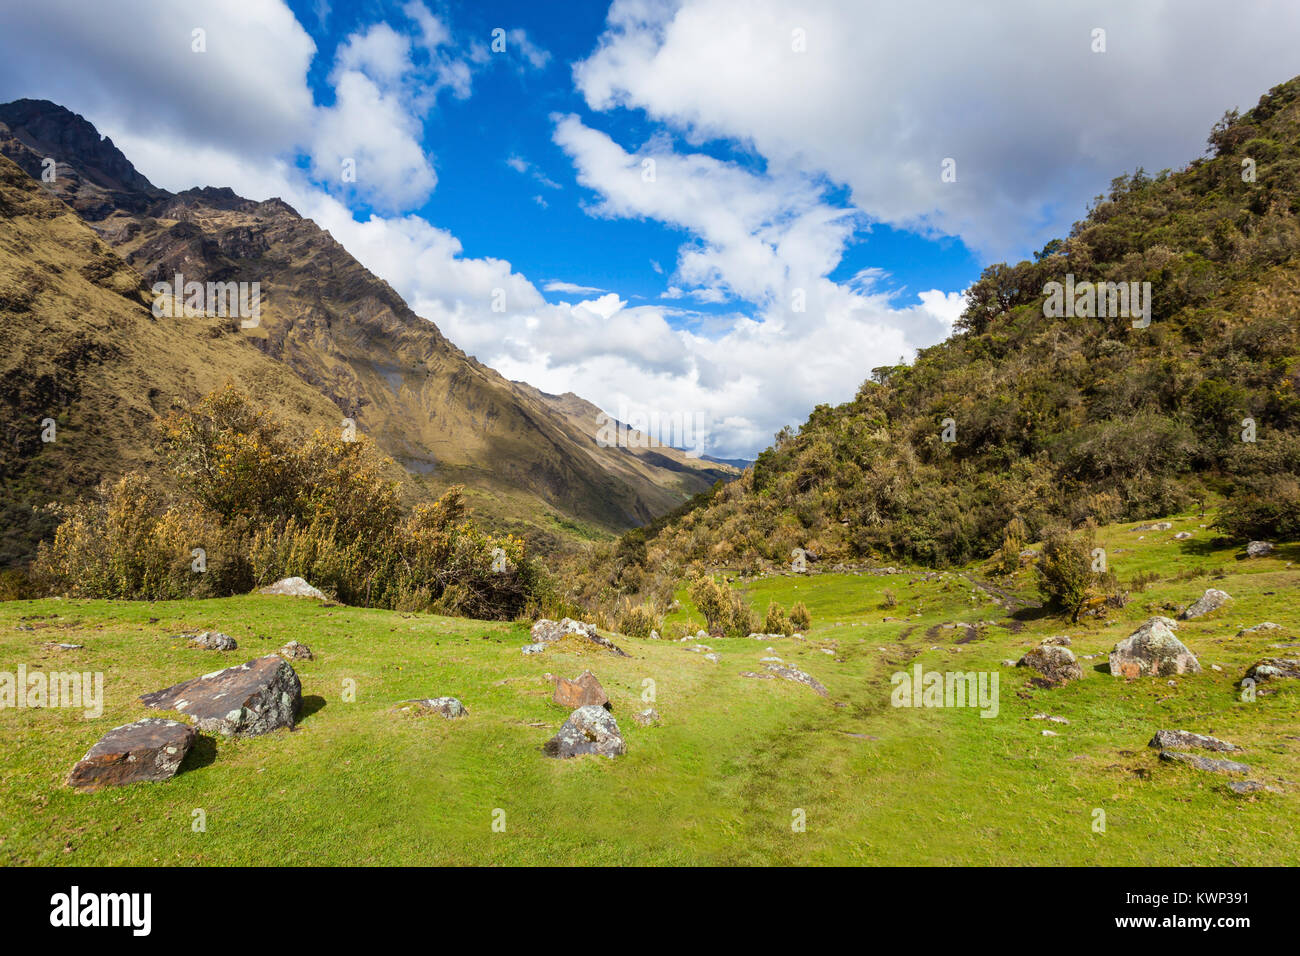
xmin=789 ymin=600 xmax=812 ymax=631
xmin=34 ymin=387 xmax=546 ymax=620
xmin=763 ymin=601 xmax=793 ymax=636
xmin=688 ymin=574 xmax=758 ymax=637
xmin=616 ymin=601 xmax=658 ymax=638
xmin=993 ymin=517 xmax=1027 ymax=576
xmin=1215 ymin=475 xmax=1300 ymax=541
xmin=1035 ymin=524 xmax=1099 ymax=622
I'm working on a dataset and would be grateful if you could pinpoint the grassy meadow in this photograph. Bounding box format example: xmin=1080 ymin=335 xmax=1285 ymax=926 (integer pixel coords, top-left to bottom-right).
xmin=1 ymin=508 xmax=1296 ymax=865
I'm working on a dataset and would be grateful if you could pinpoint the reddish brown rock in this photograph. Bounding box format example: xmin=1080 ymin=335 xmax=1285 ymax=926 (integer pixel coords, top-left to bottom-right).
xmin=66 ymin=718 xmax=196 ymax=792
xmin=552 ymin=670 xmax=610 ymax=710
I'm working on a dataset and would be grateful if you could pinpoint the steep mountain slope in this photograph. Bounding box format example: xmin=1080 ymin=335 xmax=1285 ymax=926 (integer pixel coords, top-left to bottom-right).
xmin=512 ymin=381 xmax=735 ymax=514
xmin=0 ymin=99 xmax=731 ymax=562
xmin=0 ymin=152 xmax=362 ymax=566
xmin=588 ymin=75 xmax=1300 ymax=595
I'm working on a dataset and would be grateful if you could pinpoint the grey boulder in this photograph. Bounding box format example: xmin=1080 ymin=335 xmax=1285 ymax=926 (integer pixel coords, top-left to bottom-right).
xmin=543 ymin=705 xmax=626 ymax=758
xmin=1110 ymin=618 xmax=1200 ymax=678
xmin=1180 ymin=588 xmax=1231 ymax=620
xmin=141 ymin=655 xmax=302 ymax=736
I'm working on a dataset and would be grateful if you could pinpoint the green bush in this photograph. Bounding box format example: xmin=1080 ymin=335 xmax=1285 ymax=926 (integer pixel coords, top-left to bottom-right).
xmin=763 ymin=601 xmax=793 ymax=636
xmin=789 ymin=600 xmax=812 ymax=631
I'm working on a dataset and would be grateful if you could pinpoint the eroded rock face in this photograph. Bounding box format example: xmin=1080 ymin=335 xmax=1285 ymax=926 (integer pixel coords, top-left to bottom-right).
xmin=1180 ymin=588 xmax=1231 ymax=620
xmin=189 ymin=631 xmax=237 ymax=651
xmin=1159 ymin=751 xmax=1249 ymax=775
xmin=553 ymin=671 xmax=609 ymax=710
xmin=1244 ymin=658 xmax=1300 ymax=682
xmin=1149 ymin=729 xmax=1240 ymax=752
xmin=543 ymin=705 xmax=626 ymax=759
xmin=66 ymin=718 xmax=195 ymax=792
xmin=140 ymin=655 xmax=301 ymax=736
xmin=1018 ymin=643 xmax=1083 ymax=685
xmin=395 ymin=697 xmax=466 ymax=719
xmin=278 ymin=640 xmax=313 ymax=661
xmin=259 ymin=576 xmax=327 ymax=599
xmin=1110 ymin=619 xmax=1201 ymax=678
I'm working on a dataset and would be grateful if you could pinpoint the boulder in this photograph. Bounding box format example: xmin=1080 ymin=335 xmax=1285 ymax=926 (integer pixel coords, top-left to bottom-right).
xmin=633 ymin=707 xmax=660 ymax=727
xmin=141 ymin=655 xmax=302 ymax=736
xmin=395 ymin=696 xmax=467 ymax=719
xmin=1148 ymin=729 xmax=1240 ymax=752
xmin=259 ymin=576 xmax=328 ymax=599
xmin=1237 ymin=622 xmax=1282 ymax=636
xmin=553 ymin=670 xmax=609 ymax=710
xmin=189 ymin=630 xmax=237 ymax=651
xmin=520 ymin=643 xmax=546 ymax=655
xmin=1109 ymin=618 xmax=1200 ymax=678
xmin=1245 ymin=541 xmax=1274 ymax=558
xmin=1180 ymin=588 xmax=1231 ymax=620
xmin=1040 ymin=635 xmax=1072 ymax=647
xmin=1174 ymin=531 xmax=1193 ymax=540
xmin=278 ymin=640 xmax=313 ymax=661
xmin=543 ymin=705 xmax=626 ymax=758
xmin=1017 ymin=643 xmax=1083 ymax=685
xmin=1159 ymin=751 xmax=1249 ymax=775
xmin=1244 ymin=658 xmax=1300 ymax=682
xmin=66 ymin=718 xmax=196 ymax=792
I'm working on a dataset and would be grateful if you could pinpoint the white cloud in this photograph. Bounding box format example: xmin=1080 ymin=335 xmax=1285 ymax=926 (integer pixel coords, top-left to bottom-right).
xmin=544 ymin=280 xmax=609 ymax=295
xmin=574 ymin=0 xmax=1300 ymax=258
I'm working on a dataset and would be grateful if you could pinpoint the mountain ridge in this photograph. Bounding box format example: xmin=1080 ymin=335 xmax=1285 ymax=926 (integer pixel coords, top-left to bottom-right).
xmin=0 ymin=98 xmax=735 ymax=564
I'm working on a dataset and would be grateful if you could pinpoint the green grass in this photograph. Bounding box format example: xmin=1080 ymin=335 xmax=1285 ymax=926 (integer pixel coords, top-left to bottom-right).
xmin=1 ymin=511 xmax=1297 ymax=865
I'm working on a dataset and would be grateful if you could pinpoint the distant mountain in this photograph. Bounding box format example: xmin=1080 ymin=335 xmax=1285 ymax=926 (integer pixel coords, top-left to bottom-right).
xmin=702 ymin=454 xmax=755 ymax=470
xmin=0 ymin=99 xmax=735 ymax=565
xmin=596 ymin=75 xmax=1300 ymax=584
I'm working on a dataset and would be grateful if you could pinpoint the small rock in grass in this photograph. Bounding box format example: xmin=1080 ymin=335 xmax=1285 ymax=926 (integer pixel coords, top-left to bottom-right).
xmin=189 ymin=630 xmax=237 ymax=651
xmin=1159 ymin=751 xmax=1250 ymax=774
xmin=1018 ymin=643 xmax=1083 ymax=685
xmin=1227 ymin=780 xmax=1281 ymax=795
xmin=633 ymin=708 xmax=659 ymax=727
xmin=396 ymin=697 xmax=467 ymax=719
xmin=1149 ymin=729 xmax=1240 ymax=752
xmin=1180 ymin=588 xmax=1231 ymax=620
xmin=278 ymin=640 xmax=313 ymax=661
xmin=1243 ymin=658 xmax=1300 ymax=682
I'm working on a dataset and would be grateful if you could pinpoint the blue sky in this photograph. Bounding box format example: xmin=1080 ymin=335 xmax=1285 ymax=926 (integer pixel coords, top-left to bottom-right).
xmin=285 ymin=0 xmax=981 ymax=313
xmin=3 ymin=0 xmax=1298 ymax=457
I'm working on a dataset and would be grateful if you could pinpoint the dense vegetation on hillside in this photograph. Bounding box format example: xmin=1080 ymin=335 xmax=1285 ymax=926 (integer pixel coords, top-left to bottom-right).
xmin=568 ymin=77 xmax=1300 ymax=616
xmin=33 ymin=386 xmax=552 ymax=619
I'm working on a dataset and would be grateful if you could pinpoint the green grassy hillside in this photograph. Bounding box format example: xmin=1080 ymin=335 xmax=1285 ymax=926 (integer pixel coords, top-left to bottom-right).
xmin=2 ymin=511 xmax=1294 ymax=865
xmin=583 ymin=76 xmax=1300 ymax=600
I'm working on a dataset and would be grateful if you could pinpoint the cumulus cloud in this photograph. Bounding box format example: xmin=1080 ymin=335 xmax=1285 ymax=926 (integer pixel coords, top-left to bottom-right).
xmin=574 ymin=0 xmax=1300 ymax=258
